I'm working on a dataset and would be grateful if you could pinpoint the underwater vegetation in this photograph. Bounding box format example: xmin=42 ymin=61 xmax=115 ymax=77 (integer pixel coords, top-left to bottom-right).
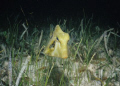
xmin=0 ymin=16 xmax=120 ymax=86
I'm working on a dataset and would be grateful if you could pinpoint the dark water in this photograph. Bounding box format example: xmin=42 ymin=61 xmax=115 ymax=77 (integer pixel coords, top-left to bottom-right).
xmin=0 ymin=0 xmax=120 ymax=30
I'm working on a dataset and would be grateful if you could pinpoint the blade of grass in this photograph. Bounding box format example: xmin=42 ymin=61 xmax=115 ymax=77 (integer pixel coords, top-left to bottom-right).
xmin=45 ymin=62 xmax=54 ymax=86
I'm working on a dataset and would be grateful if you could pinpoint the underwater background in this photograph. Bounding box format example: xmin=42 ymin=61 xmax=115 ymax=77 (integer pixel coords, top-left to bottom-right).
xmin=0 ymin=0 xmax=120 ymax=86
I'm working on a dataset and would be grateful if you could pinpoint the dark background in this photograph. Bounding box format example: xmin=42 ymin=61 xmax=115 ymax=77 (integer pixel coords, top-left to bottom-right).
xmin=0 ymin=0 xmax=120 ymax=29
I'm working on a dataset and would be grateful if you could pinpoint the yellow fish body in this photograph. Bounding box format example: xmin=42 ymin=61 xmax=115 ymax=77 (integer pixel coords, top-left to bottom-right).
xmin=44 ymin=25 xmax=70 ymax=59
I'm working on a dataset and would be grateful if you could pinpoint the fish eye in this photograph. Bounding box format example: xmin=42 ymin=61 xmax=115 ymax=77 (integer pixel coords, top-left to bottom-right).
xmin=56 ymin=37 xmax=59 ymax=41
